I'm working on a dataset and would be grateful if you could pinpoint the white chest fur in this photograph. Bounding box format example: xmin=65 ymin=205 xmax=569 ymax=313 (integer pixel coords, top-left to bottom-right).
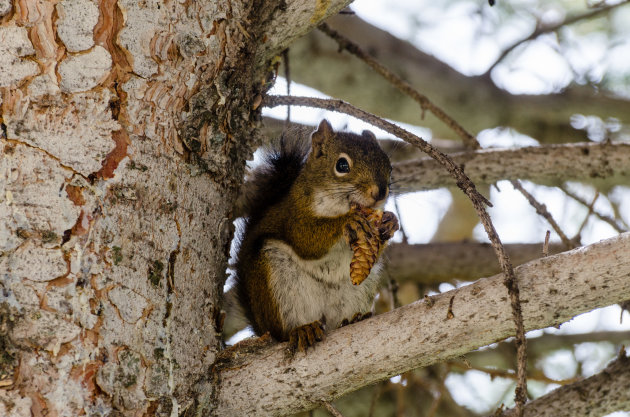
xmin=263 ymin=238 xmax=382 ymax=332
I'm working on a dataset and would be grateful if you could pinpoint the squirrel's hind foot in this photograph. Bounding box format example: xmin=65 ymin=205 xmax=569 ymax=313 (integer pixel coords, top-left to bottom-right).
xmin=286 ymin=319 xmax=326 ymax=357
xmin=340 ymin=311 xmax=373 ymax=327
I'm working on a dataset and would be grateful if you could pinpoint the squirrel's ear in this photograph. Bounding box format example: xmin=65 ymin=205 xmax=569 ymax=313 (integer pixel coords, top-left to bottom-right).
xmin=311 ymin=119 xmax=334 ymax=158
xmin=362 ymin=129 xmax=376 ymax=141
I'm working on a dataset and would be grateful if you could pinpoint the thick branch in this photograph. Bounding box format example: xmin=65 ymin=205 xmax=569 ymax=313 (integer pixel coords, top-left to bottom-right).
xmin=394 ymin=142 xmax=630 ymax=191
xmin=501 ymin=351 xmax=630 ymax=417
xmin=260 ymin=0 xmax=353 ymax=60
xmin=215 ymin=232 xmax=630 ymax=416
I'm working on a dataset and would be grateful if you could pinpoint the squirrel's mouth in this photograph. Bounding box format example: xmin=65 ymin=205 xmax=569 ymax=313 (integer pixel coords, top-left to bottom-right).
xmin=351 ymin=193 xmax=387 ymax=211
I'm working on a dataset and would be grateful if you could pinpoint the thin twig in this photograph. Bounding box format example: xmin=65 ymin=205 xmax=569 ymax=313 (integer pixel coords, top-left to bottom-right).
xmin=543 ymin=230 xmax=551 ymax=257
xmin=448 ymin=361 xmax=579 ymax=385
xmin=317 ymin=23 xmax=480 ymax=149
xmin=264 ymin=94 xmax=528 ymax=416
xmin=396 ymin=377 xmax=405 ymax=417
xmin=426 ymin=388 xmax=443 ymax=417
xmin=393 ymin=197 xmax=408 ymax=244
xmin=573 ymin=191 xmax=599 ymax=241
xmin=387 ymin=277 xmax=401 ymax=310
xmin=368 ymin=382 xmax=384 ymax=417
xmin=560 ymin=185 xmax=627 ymax=232
xmin=282 ymin=48 xmax=291 ymax=125
xmin=486 ymin=1 xmax=630 ymax=74
xmin=323 ymin=401 xmax=345 ymax=417
xmin=510 ymin=180 xmax=575 ymax=250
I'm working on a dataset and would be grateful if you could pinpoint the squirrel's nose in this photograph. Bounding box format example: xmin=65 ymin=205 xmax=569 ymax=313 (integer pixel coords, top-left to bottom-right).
xmin=369 ymin=184 xmax=388 ymax=202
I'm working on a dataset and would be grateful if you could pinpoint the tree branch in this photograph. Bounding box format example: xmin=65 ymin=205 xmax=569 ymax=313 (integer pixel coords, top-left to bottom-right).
xmin=510 ymin=180 xmax=575 ymax=249
xmin=287 ymin=14 xmax=630 ymax=142
xmin=215 ymin=232 xmax=630 ymax=416
xmin=316 ymin=22 xmax=479 ymax=149
xmin=466 ymin=331 xmax=630 ymax=370
xmin=393 ymin=142 xmax=630 ymax=191
xmin=386 ymin=242 xmax=564 ymax=285
xmin=500 ymin=349 xmax=630 ymax=417
xmin=560 ymin=185 xmax=628 ymax=232
xmin=486 ymin=1 xmax=630 ymax=75
xmin=260 ymin=0 xmax=353 ymax=59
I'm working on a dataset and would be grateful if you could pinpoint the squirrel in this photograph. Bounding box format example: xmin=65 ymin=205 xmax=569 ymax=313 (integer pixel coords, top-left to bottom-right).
xmin=235 ymin=120 xmax=399 ymax=353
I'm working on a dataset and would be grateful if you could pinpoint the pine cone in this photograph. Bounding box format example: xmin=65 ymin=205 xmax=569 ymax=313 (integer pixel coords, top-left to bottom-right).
xmin=345 ymin=205 xmax=385 ymax=285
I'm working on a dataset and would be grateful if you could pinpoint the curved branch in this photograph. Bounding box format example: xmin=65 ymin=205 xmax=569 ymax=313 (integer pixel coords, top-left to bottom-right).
xmin=215 ymin=232 xmax=630 ymax=416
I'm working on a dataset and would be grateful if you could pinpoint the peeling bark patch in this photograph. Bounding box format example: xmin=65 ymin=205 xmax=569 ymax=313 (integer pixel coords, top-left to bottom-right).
xmin=108 ymin=286 xmax=148 ymax=323
xmin=56 ymin=0 xmax=99 ymax=52
xmin=0 ymin=26 xmax=39 ymax=87
xmin=1 ymin=142 xmax=81 ymax=251
xmin=96 ymin=349 xmax=147 ymax=408
xmin=311 ymin=0 xmax=331 ymax=23
xmin=59 ymin=46 xmax=113 ymax=92
xmin=12 ymin=309 xmax=80 ymax=352
xmin=8 ymin=242 xmax=67 ymax=282
xmin=117 ymin=0 xmax=162 ymax=78
xmin=95 ymin=129 xmax=129 ymax=180
xmin=65 ymin=185 xmax=86 ymax=206
xmin=4 ymin=90 xmax=120 ymax=176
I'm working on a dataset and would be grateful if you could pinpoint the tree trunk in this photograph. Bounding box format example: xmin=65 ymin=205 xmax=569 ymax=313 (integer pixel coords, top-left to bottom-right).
xmin=0 ymin=0 xmax=350 ymax=415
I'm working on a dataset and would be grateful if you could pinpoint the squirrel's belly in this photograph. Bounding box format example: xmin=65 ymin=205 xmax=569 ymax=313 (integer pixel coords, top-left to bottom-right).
xmin=263 ymin=239 xmax=382 ymax=332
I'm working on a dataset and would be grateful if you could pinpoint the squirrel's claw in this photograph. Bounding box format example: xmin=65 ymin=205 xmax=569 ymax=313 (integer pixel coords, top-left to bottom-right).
xmin=379 ymin=211 xmax=399 ymax=241
xmin=286 ymin=319 xmax=326 ymax=356
xmin=340 ymin=311 xmax=373 ymax=327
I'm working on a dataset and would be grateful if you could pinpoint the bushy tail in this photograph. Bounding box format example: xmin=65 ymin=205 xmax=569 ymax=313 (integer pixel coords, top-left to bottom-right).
xmin=238 ymin=134 xmax=310 ymax=221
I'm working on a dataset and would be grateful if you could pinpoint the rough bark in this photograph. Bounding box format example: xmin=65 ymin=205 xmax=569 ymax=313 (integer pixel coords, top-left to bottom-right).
xmin=393 ymin=142 xmax=630 ymax=192
xmin=0 ymin=0 xmax=352 ymax=415
xmin=287 ymin=13 xmax=630 ymax=143
xmin=216 ymin=232 xmax=630 ymax=416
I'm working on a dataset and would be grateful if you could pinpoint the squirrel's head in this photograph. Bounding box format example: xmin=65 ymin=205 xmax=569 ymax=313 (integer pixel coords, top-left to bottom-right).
xmin=304 ymin=120 xmax=392 ymax=217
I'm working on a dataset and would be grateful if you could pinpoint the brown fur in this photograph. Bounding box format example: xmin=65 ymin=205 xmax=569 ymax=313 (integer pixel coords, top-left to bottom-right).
xmin=235 ymin=120 xmax=392 ymax=343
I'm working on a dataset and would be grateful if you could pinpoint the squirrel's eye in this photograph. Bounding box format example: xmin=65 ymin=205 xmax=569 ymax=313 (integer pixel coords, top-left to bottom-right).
xmin=335 ymin=157 xmax=351 ymax=175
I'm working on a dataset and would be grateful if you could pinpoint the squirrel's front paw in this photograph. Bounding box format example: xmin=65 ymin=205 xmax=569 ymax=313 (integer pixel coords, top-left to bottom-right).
xmin=378 ymin=211 xmax=399 ymax=241
xmin=286 ymin=319 xmax=326 ymax=356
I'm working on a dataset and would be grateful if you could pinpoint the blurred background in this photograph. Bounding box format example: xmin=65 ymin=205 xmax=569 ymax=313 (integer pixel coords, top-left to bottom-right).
xmin=230 ymin=0 xmax=630 ymax=415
